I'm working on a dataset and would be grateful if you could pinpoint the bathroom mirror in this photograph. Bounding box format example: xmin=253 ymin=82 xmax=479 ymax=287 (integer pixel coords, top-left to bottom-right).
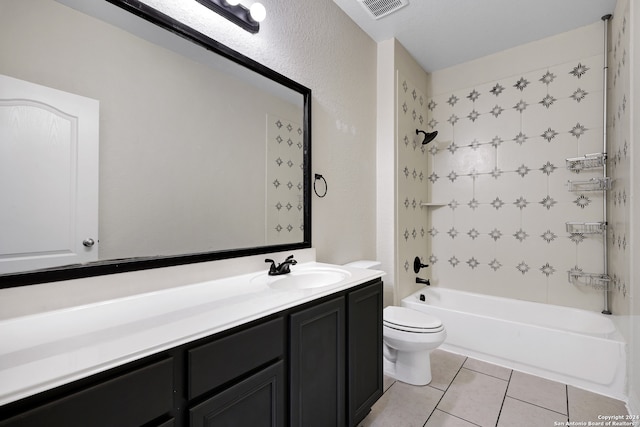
xmin=0 ymin=0 xmax=311 ymax=287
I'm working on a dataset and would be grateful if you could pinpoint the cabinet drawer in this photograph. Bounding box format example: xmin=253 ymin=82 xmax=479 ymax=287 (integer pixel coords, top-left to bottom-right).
xmin=0 ymin=358 xmax=174 ymax=427
xmin=188 ymin=317 xmax=284 ymax=399
xmin=190 ymin=361 xmax=285 ymax=427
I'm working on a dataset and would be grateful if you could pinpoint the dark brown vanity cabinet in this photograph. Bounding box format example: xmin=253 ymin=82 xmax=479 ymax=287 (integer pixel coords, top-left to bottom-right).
xmin=347 ymin=281 xmax=384 ymax=426
xmin=289 ymin=279 xmax=383 ymax=427
xmin=0 ymin=279 xmax=382 ymax=427
xmin=187 ymin=317 xmax=286 ymax=427
xmin=290 ymin=296 xmax=346 ymax=427
xmin=189 ymin=361 xmax=285 ymax=427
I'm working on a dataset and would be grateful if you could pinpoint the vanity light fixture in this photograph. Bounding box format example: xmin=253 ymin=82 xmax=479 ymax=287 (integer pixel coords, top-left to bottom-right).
xmin=195 ymin=0 xmax=266 ymax=33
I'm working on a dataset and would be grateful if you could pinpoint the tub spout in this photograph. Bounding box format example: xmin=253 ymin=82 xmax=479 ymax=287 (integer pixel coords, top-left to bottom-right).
xmin=416 ymin=277 xmax=430 ymax=286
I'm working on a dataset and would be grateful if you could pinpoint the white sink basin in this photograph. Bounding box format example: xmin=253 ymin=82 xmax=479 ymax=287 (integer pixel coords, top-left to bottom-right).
xmin=251 ymin=267 xmax=351 ymax=290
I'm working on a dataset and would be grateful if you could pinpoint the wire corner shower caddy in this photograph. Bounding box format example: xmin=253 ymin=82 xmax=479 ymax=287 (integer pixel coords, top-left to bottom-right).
xmin=565 ymin=15 xmax=613 ymax=315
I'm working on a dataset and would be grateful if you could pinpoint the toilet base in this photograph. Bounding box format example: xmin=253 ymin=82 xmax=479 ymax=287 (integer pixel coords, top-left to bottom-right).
xmin=384 ymin=349 xmax=433 ymax=386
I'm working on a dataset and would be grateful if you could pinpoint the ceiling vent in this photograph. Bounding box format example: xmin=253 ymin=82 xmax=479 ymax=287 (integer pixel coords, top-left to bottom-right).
xmin=358 ymin=0 xmax=409 ymax=20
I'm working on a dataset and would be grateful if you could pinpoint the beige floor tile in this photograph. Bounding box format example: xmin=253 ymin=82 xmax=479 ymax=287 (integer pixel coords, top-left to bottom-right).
xmin=568 ymin=386 xmax=628 ymax=423
xmin=429 ymin=349 xmax=467 ymax=391
xmin=383 ymin=374 xmax=396 ymax=392
xmin=507 ymin=370 xmax=567 ymax=414
xmin=463 ymin=357 xmax=512 ymax=380
xmin=437 ymin=368 xmax=508 ymax=427
xmin=425 ymin=409 xmax=478 ymax=427
xmin=498 ymin=397 xmax=568 ymax=427
xmin=360 ymin=381 xmax=443 ymax=427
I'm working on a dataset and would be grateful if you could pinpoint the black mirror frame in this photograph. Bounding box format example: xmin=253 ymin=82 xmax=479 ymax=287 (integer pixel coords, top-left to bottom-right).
xmin=0 ymin=0 xmax=311 ymax=288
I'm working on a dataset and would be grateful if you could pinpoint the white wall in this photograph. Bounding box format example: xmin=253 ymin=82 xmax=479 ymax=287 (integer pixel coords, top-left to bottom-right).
xmin=376 ymin=39 xmax=397 ymax=306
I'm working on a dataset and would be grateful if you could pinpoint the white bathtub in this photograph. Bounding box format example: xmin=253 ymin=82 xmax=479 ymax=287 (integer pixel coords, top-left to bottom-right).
xmin=402 ymin=288 xmax=627 ymax=400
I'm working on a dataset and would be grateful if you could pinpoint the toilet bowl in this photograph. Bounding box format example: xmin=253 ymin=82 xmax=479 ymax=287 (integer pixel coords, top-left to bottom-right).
xmin=383 ymin=306 xmax=446 ymax=385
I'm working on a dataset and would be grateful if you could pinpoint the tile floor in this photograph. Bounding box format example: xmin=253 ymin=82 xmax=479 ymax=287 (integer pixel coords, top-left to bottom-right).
xmin=360 ymin=349 xmax=630 ymax=427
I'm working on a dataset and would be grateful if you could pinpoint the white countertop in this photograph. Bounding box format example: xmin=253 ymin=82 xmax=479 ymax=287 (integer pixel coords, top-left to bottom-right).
xmin=0 ymin=262 xmax=383 ymax=406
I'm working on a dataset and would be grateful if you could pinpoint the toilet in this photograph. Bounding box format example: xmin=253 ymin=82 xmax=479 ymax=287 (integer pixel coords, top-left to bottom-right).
xmin=344 ymin=260 xmax=447 ymax=386
xmin=382 ymin=305 xmax=446 ymax=385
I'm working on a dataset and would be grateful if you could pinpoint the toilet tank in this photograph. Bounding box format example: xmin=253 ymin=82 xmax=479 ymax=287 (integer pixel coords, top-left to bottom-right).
xmin=343 ymin=260 xmax=382 ymax=270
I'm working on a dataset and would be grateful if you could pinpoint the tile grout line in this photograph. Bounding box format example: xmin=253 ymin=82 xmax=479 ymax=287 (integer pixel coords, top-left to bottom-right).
xmin=506 ymin=395 xmax=570 ymax=417
xmin=422 ymin=356 xmax=469 ymax=426
xmin=464 ymin=366 xmax=512 ymax=382
xmin=494 ymin=369 xmax=514 ymax=427
xmin=565 ymin=384 xmax=570 ymax=422
xmin=434 ymin=409 xmax=484 ymax=427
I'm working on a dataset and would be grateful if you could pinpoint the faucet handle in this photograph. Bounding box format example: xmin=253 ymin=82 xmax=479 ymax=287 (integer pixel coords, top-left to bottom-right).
xmin=413 ymin=257 xmax=429 ymax=273
xmin=265 ymin=258 xmax=277 ymax=274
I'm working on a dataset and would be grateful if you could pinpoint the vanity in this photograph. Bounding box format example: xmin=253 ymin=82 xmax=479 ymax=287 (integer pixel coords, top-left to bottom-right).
xmin=0 ymin=262 xmax=383 ymax=426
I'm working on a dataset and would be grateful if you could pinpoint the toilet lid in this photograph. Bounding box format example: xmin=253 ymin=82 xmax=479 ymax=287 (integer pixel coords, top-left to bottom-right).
xmin=383 ymin=306 xmax=442 ymax=332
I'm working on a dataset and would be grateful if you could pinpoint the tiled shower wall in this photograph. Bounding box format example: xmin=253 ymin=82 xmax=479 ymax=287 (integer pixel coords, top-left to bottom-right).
xmin=607 ymin=1 xmax=631 ymax=316
xmin=396 ymin=22 xmax=626 ymax=312
xmin=396 ymin=74 xmax=430 ymax=293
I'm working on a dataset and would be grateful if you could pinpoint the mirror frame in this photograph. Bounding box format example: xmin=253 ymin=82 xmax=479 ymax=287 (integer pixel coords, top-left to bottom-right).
xmin=0 ymin=0 xmax=312 ymax=288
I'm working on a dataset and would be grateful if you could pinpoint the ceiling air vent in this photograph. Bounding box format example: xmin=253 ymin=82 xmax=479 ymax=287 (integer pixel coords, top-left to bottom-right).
xmin=358 ymin=0 xmax=409 ymax=20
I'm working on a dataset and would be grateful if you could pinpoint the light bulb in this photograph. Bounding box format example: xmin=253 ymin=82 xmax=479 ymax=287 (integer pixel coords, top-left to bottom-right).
xmin=226 ymin=0 xmax=241 ymax=5
xmin=249 ymin=2 xmax=266 ymax=22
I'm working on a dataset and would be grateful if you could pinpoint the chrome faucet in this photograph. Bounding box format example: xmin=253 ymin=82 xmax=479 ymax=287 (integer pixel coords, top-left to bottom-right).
xmin=265 ymin=255 xmax=297 ymax=276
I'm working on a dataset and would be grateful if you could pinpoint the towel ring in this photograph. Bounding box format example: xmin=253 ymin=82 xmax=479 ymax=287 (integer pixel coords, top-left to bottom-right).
xmin=314 ymin=174 xmax=327 ymax=198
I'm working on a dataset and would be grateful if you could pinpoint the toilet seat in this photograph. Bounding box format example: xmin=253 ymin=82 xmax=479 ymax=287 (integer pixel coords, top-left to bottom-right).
xmin=384 ymin=306 xmax=443 ymax=333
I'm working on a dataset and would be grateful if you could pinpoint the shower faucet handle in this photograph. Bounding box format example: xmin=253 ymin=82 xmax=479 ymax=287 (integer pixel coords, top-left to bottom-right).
xmin=413 ymin=256 xmax=429 ymax=273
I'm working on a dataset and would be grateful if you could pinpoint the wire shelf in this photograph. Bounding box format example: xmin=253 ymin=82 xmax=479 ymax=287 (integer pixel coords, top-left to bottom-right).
xmin=567 ymin=271 xmax=610 ymax=290
xmin=566 ymin=153 xmax=606 ymax=172
xmin=565 ymin=222 xmax=606 ymax=234
xmin=566 ymin=177 xmax=611 ymax=192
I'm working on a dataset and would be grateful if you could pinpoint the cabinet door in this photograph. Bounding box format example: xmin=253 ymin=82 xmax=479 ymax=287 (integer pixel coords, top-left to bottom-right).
xmin=290 ymin=297 xmax=346 ymax=427
xmin=190 ymin=361 xmax=285 ymax=427
xmin=348 ymin=281 xmax=383 ymax=426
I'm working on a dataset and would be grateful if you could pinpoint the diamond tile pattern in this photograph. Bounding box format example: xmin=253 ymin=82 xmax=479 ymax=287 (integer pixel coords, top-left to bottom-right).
xmin=394 ymin=38 xmax=631 ymax=310
xmin=266 ymin=114 xmax=304 ymax=245
xmin=607 ymin=3 xmax=631 ymax=313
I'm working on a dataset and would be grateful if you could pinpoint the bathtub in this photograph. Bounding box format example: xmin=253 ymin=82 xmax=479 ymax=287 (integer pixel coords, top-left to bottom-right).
xmin=402 ymin=288 xmax=627 ymax=400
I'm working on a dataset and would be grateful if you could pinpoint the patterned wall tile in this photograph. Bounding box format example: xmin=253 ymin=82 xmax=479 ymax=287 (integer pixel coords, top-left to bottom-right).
xmin=607 ymin=3 xmax=631 ymax=315
xmin=397 ymin=74 xmax=430 ymax=288
xmin=422 ymin=52 xmax=612 ymax=311
xmin=266 ymin=114 xmax=304 ymax=245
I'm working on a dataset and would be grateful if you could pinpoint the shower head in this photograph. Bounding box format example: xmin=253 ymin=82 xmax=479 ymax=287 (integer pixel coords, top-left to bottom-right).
xmin=416 ymin=129 xmax=438 ymax=145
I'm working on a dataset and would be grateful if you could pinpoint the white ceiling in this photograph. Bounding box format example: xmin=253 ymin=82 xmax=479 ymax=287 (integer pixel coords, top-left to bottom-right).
xmin=332 ymin=0 xmax=617 ymax=72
